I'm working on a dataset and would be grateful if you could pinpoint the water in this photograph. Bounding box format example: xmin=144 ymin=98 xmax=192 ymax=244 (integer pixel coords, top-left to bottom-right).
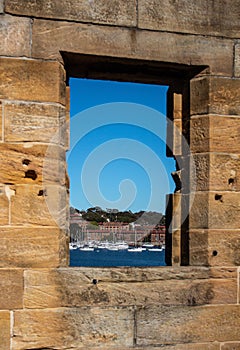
xmin=70 ymin=249 xmax=166 ymax=267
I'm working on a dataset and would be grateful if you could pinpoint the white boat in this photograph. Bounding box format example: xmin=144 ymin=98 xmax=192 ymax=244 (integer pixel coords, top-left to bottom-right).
xmin=128 ymin=230 xmax=143 ymax=252
xmin=142 ymin=243 xmax=154 ymax=248
xmin=107 ymin=245 xmax=119 ymax=251
xmin=116 ymin=242 xmax=129 ymax=250
xmin=97 ymin=242 xmax=111 ymax=249
xmin=128 ymin=247 xmax=143 ymax=252
xmin=69 ymin=243 xmax=78 ymax=250
xmin=79 ymin=246 xmax=94 ymax=251
xmin=148 ymin=247 xmax=163 ymax=252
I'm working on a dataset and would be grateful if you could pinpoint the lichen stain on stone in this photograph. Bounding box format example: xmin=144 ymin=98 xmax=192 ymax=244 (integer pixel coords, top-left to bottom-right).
xmin=181 ymin=283 xmax=215 ymax=306
xmin=77 ymin=286 xmax=110 ymax=304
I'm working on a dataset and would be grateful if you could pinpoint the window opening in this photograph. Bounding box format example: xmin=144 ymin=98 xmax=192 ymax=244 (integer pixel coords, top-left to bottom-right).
xmin=68 ymin=77 xmax=176 ymax=267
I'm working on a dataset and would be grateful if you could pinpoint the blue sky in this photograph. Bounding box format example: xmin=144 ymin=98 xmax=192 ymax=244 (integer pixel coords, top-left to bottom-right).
xmin=68 ymin=78 xmax=175 ymax=213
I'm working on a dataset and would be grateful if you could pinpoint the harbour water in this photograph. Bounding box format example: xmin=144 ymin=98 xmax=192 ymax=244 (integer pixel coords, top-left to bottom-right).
xmin=70 ymin=248 xmax=166 ymax=267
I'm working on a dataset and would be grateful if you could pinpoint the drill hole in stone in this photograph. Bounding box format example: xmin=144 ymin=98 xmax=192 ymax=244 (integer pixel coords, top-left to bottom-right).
xmin=212 ymin=250 xmax=218 ymax=257
xmin=25 ymin=169 xmax=37 ymax=181
xmin=22 ymin=159 xmax=31 ymax=166
xmin=215 ymin=194 xmax=223 ymax=202
xmin=228 ymin=178 xmax=235 ymax=185
xmin=38 ymin=189 xmax=47 ymax=196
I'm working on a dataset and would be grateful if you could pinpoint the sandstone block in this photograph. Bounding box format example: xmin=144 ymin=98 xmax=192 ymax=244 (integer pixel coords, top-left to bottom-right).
xmin=4 ymin=102 xmax=66 ymax=144
xmin=11 ymin=185 xmax=67 ymax=228
xmin=172 ymin=118 xmax=182 ymax=156
xmin=136 ymin=345 xmax=220 ymax=350
xmin=0 ymin=185 xmax=9 ymax=225
xmin=235 ymin=43 xmax=240 ymax=77
xmin=192 ymin=153 xmax=240 ymax=191
xmin=138 ymin=0 xmax=240 ymax=39
xmin=191 ymin=77 xmax=240 ymax=116
xmin=0 ymin=269 xmax=23 ymax=309
xmin=13 ymin=307 xmax=134 ymax=349
xmin=0 ymin=14 xmax=31 ymax=57
xmin=0 ymin=101 xmax=2 ymax=142
xmin=188 ymin=192 xmax=240 ymax=230
xmin=190 ymin=77 xmax=210 ymax=116
xmin=173 ymin=93 xmax=182 ymax=119
xmin=0 ymin=58 xmax=65 ymax=104
xmin=0 ymin=227 xmax=67 ymax=268
xmin=23 ymin=267 xmax=237 ymax=309
xmin=210 ymin=78 xmax=240 ymax=115
xmin=32 ymin=19 xmax=233 ymax=76
xmin=208 ymin=192 xmax=240 ymax=229
xmin=0 ymin=311 xmax=10 ymax=350
xmin=0 ymin=0 xmax=3 ymax=13
xmin=190 ymin=116 xmax=210 ymax=153
xmin=192 ymin=153 xmax=210 ymax=191
xmin=189 ymin=230 xmax=240 ymax=267
xmin=0 ymin=143 xmax=65 ymax=185
xmin=53 ymin=266 xmax=227 ymax=283
xmin=136 ymin=305 xmax=240 ymax=345
xmin=5 ymin=0 xmax=136 ymax=27
xmin=222 ymin=343 xmax=240 ymax=350
xmin=183 ymin=192 xmax=208 ymax=230
xmin=65 ymin=86 xmax=70 ymax=150
xmin=191 ymin=115 xmax=240 ymax=153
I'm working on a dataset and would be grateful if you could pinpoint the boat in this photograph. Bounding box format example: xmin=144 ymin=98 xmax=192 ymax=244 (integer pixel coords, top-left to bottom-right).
xmin=148 ymin=247 xmax=163 ymax=252
xmin=69 ymin=242 xmax=78 ymax=250
xmin=116 ymin=242 xmax=129 ymax=250
xmin=128 ymin=247 xmax=143 ymax=252
xmin=128 ymin=230 xmax=143 ymax=252
xmin=107 ymin=245 xmax=119 ymax=251
xmin=142 ymin=243 xmax=154 ymax=249
xmin=79 ymin=245 xmax=94 ymax=251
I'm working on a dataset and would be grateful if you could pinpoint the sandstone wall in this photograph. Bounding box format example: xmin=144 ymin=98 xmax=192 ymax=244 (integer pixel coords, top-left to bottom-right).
xmin=0 ymin=1 xmax=240 ymax=349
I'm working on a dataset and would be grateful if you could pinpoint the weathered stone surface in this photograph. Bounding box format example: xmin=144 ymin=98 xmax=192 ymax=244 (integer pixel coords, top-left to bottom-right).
xmin=191 ymin=115 xmax=240 ymax=153
xmin=136 ymin=344 xmax=220 ymax=350
xmin=210 ymin=153 xmax=240 ymax=192
xmin=136 ymin=305 xmax=240 ymax=345
xmin=190 ymin=230 xmax=240 ymax=266
xmin=222 ymin=343 xmax=240 ymax=350
xmin=0 ymin=0 xmax=4 ymax=13
xmin=0 ymin=269 xmax=23 ymax=309
xmin=13 ymin=307 xmax=134 ymax=349
xmin=11 ymin=185 xmax=67 ymax=227
xmin=32 ymin=19 xmax=233 ymax=76
xmin=235 ymin=43 xmax=240 ymax=77
xmin=5 ymin=0 xmax=137 ymax=27
xmin=208 ymin=192 xmax=240 ymax=229
xmin=193 ymin=153 xmax=240 ymax=191
xmin=188 ymin=192 xmax=240 ymax=230
xmin=209 ymin=78 xmax=240 ymax=115
xmin=138 ymin=0 xmax=240 ymax=38
xmin=0 ymin=58 xmax=65 ymax=104
xmin=0 ymin=185 xmax=9 ymax=225
xmin=190 ymin=116 xmax=210 ymax=153
xmin=0 ymin=143 xmax=65 ymax=186
xmin=65 ymin=86 xmax=70 ymax=150
xmin=0 ymin=101 xmax=2 ymax=142
xmin=191 ymin=77 xmax=240 ymax=116
xmin=23 ymin=267 xmax=237 ymax=309
xmin=0 ymin=311 xmax=10 ymax=350
xmin=0 ymin=14 xmax=31 ymax=57
xmin=190 ymin=77 xmax=210 ymax=116
xmin=184 ymin=192 xmax=209 ymax=229
xmin=4 ymin=102 xmax=66 ymax=144
xmin=133 ymin=346 xmax=215 ymax=350
xmin=0 ymin=227 xmax=67 ymax=268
